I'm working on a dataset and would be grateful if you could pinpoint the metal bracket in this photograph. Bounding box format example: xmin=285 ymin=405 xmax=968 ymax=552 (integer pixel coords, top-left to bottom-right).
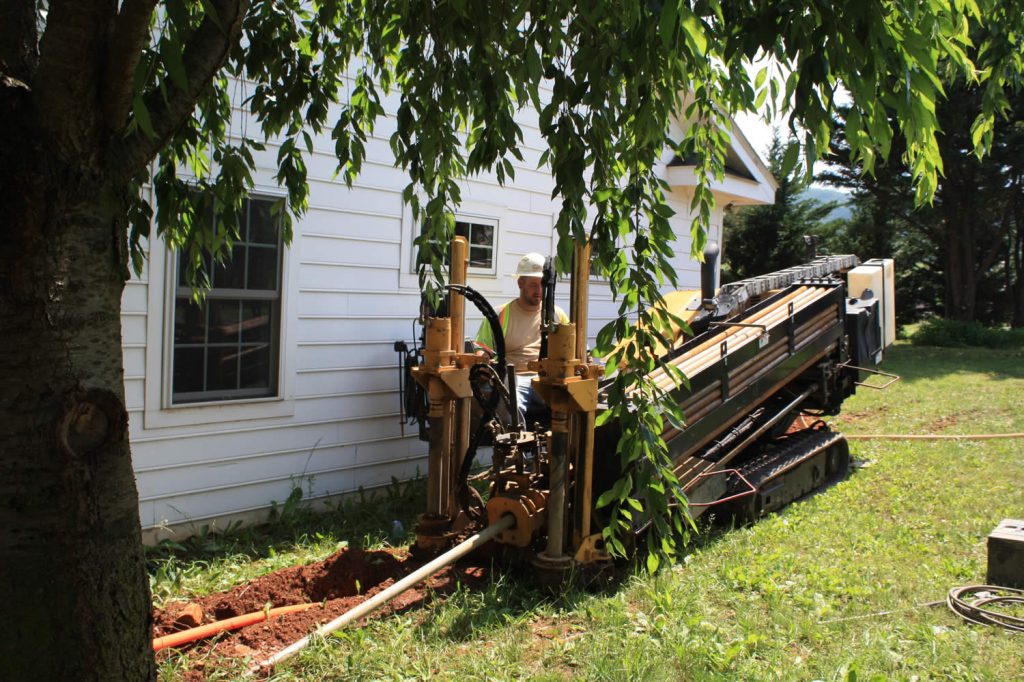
xmin=837 ymin=363 xmax=901 ymax=390
xmin=688 ymin=468 xmax=758 ymax=508
xmin=708 ymin=321 xmax=769 ymax=349
xmin=787 ymin=301 xmax=796 ymax=354
xmin=707 ymin=322 xmax=768 ymax=332
xmin=720 ymin=341 xmax=729 ymax=399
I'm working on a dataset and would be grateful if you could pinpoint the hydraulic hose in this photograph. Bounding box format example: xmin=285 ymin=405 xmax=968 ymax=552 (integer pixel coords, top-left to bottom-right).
xmin=447 ymin=284 xmax=505 ymax=367
xmin=947 ymin=585 xmax=1024 ymax=632
xmin=539 ymin=256 xmax=556 ymax=358
xmin=456 ymin=363 xmax=515 ymax=520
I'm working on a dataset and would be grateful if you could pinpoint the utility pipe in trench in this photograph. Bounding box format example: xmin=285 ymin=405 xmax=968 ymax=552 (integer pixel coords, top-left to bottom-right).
xmin=257 ymin=513 xmax=516 ymax=670
xmin=153 ymin=603 xmax=318 ymax=652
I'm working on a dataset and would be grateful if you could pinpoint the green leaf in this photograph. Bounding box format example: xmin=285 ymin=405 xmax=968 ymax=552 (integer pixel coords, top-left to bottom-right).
xmin=659 ymin=1 xmax=678 ymax=49
xmin=199 ymin=0 xmax=222 ymax=29
xmin=754 ymin=66 xmax=768 ymax=90
xmin=781 ymin=141 xmax=800 ymax=178
xmin=165 ymin=1 xmax=189 ymax=31
xmin=132 ymin=94 xmax=156 ymax=139
xmin=160 ymin=35 xmax=189 ymax=91
xmin=680 ymin=11 xmax=707 ymax=56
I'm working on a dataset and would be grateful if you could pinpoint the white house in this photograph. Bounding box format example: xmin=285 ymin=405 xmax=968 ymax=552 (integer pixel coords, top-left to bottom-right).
xmin=124 ymin=93 xmax=776 ymax=543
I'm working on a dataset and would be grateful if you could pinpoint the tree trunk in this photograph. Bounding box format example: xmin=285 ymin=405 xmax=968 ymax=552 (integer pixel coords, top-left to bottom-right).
xmin=0 ymin=142 xmax=155 ymax=679
xmin=942 ymin=222 xmax=977 ymax=321
xmin=1012 ymin=193 xmax=1024 ymax=328
xmin=940 ymin=160 xmax=979 ymax=322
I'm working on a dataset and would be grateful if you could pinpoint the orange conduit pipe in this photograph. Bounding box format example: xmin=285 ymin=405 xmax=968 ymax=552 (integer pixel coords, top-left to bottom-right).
xmin=153 ymin=602 xmax=319 ymax=652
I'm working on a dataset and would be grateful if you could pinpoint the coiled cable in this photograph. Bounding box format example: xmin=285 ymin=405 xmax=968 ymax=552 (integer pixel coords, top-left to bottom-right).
xmin=946 ymin=584 xmax=1024 ymax=632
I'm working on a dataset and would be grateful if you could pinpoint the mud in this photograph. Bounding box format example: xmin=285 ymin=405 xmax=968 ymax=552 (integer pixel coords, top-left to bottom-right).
xmin=153 ymin=546 xmax=490 ymax=680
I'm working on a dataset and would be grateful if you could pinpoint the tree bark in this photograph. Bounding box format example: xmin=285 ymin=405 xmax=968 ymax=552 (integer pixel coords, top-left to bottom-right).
xmin=942 ymin=217 xmax=977 ymax=322
xmin=0 ymin=3 xmax=252 ymax=677
xmin=939 ymin=140 xmax=980 ymax=322
xmin=1013 ymin=193 xmax=1024 ymax=328
xmin=0 ymin=129 xmax=155 ymax=680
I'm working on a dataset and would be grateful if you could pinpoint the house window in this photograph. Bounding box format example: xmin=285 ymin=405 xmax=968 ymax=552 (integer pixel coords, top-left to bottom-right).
xmin=417 ymin=218 xmax=497 ymax=275
xmin=172 ymin=197 xmax=282 ymax=404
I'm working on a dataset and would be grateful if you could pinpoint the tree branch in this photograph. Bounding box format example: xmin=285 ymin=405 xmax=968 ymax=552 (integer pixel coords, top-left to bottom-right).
xmin=112 ymin=0 xmax=250 ymax=178
xmin=0 ymin=0 xmax=39 ymax=81
xmin=101 ymin=0 xmax=159 ymax=131
xmin=33 ymin=0 xmax=115 ymax=153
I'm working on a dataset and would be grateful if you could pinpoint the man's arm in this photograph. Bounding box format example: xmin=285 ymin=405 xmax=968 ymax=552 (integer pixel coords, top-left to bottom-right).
xmin=473 ymin=302 xmax=505 ymax=357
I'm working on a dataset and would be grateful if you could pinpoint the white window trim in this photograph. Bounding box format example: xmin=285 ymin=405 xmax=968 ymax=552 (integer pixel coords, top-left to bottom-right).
xmin=143 ymin=190 xmax=298 ymax=430
xmin=452 ymin=216 xmax=499 ymax=275
xmin=398 ymin=199 xmax=503 ymax=290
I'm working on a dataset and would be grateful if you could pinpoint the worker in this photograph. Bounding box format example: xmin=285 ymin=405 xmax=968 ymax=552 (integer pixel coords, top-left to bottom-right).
xmin=474 ymin=252 xmax=568 ymax=421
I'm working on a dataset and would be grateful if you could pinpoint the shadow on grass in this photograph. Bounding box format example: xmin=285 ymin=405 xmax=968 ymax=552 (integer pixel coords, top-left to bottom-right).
xmin=145 ymin=444 xmax=863 ymax=645
xmin=880 ymin=343 xmax=1024 ymax=383
xmin=681 ymin=460 xmax=863 ymax=558
xmin=407 ymin=565 xmax=606 ymax=644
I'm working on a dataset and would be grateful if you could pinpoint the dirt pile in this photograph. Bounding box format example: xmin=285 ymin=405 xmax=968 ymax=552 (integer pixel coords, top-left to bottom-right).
xmin=153 ymin=546 xmax=489 ymax=679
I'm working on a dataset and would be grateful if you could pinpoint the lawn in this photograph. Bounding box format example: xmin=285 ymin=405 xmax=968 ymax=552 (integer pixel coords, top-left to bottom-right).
xmin=152 ymin=342 xmax=1024 ymax=681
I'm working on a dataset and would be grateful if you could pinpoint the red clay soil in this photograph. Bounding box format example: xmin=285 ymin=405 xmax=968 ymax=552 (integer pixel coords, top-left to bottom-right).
xmin=153 ymin=546 xmax=490 ymax=680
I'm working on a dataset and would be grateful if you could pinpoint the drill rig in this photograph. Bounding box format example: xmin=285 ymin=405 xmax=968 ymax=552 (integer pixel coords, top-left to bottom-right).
xmin=396 ymin=236 xmax=895 ymax=580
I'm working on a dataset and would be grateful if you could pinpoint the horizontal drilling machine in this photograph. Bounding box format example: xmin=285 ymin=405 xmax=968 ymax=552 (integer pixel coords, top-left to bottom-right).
xmin=395 ymin=236 xmax=896 ymax=581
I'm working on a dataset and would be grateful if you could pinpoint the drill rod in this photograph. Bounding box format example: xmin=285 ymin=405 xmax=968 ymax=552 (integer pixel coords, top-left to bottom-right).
xmin=258 ymin=514 xmax=516 ymax=670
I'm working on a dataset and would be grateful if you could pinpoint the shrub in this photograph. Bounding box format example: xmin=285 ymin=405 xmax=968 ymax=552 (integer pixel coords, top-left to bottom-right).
xmin=910 ymin=317 xmax=1024 ymax=348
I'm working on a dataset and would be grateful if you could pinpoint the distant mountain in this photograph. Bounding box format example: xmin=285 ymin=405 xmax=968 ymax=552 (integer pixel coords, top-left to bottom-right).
xmin=803 ymin=186 xmax=853 ymax=221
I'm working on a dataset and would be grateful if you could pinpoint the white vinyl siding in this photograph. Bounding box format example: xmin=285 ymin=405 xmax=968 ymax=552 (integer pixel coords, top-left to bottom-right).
xmin=123 ymin=71 xmax=760 ymax=540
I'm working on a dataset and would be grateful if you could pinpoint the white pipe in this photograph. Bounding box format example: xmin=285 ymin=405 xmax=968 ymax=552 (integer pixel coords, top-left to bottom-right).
xmin=257 ymin=514 xmax=516 ymax=670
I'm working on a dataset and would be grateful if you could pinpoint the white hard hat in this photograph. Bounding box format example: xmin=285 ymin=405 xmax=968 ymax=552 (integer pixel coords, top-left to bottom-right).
xmin=514 ymin=252 xmax=545 ymax=278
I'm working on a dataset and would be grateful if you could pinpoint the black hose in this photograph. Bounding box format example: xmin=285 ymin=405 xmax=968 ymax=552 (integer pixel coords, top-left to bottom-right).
xmin=539 ymin=256 xmax=556 ymax=358
xmin=447 ymin=284 xmax=505 ymax=367
xmin=454 ymin=363 xmax=518 ymax=520
xmin=441 ymin=284 xmax=518 ymax=520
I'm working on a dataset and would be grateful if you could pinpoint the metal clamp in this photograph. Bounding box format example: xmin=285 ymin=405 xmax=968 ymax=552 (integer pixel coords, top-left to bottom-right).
xmin=708 ymin=321 xmax=769 ymax=349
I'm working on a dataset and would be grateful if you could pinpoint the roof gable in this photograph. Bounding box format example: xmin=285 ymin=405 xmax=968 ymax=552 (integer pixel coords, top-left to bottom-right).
xmin=662 ymin=111 xmax=778 ymax=207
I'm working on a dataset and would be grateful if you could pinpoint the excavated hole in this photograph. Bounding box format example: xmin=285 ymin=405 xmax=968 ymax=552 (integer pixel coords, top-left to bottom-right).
xmin=152 ymin=545 xmax=490 ymax=677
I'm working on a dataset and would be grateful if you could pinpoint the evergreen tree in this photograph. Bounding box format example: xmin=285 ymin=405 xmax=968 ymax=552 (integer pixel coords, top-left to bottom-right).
xmin=821 ymin=83 xmax=1024 ymax=325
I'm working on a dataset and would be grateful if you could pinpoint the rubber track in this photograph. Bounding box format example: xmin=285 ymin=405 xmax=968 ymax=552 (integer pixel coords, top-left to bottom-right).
xmin=723 ymin=427 xmax=849 ymax=517
xmin=737 ymin=428 xmax=847 ymax=486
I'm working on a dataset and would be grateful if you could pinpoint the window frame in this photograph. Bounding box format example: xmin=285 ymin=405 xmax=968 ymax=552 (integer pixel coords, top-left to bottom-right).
xmin=170 ymin=196 xmax=285 ymax=405
xmin=140 ymin=187 xmax=296 ymax=431
xmin=410 ymin=213 xmax=500 ymax=277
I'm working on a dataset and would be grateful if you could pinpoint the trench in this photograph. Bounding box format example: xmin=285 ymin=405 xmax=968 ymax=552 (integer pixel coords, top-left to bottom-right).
xmin=151 ymin=545 xmax=490 ymax=675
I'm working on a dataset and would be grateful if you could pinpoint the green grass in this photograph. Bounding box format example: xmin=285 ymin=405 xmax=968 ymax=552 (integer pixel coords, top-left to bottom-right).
xmin=153 ymin=343 xmax=1024 ymax=681
xmin=147 ymin=476 xmax=426 ymax=608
